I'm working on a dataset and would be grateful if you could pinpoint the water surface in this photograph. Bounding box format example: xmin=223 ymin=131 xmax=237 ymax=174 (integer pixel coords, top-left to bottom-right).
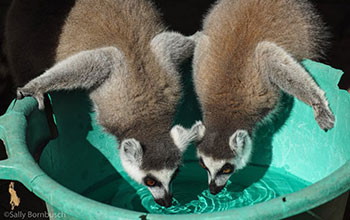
xmin=110 ymin=164 xmax=310 ymax=214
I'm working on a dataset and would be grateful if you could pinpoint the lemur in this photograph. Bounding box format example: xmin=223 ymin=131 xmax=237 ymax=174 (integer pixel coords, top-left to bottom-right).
xmin=190 ymin=0 xmax=335 ymax=195
xmin=10 ymin=0 xmax=202 ymax=207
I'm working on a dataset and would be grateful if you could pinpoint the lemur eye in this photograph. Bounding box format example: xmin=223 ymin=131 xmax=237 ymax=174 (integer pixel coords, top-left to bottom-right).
xmin=199 ymin=159 xmax=206 ymax=169
xmin=144 ymin=176 xmax=161 ymax=187
xmin=222 ymin=168 xmax=232 ymax=174
xmin=170 ymin=168 xmax=180 ymax=182
xmin=146 ymin=179 xmax=156 ymax=187
xmin=221 ymin=164 xmax=234 ymax=174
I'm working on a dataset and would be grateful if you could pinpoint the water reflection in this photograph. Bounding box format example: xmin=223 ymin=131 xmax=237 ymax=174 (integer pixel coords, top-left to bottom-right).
xmin=136 ymin=166 xmax=309 ymax=214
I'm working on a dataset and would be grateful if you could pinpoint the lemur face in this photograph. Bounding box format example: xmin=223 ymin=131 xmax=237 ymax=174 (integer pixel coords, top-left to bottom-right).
xmin=195 ymin=122 xmax=253 ymax=195
xmin=119 ymin=139 xmax=179 ymax=207
xmin=141 ymin=168 xmax=179 ymax=207
xmin=197 ymin=152 xmax=235 ymax=195
xmin=119 ymin=122 xmax=205 ymax=207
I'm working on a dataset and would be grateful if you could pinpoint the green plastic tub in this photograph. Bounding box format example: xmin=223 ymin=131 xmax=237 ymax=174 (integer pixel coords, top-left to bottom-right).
xmin=0 ymin=60 xmax=349 ymax=219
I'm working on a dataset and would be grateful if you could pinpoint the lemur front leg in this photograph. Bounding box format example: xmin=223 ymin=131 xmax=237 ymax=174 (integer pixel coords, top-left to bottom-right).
xmin=17 ymin=47 xmax=124 ymax=109
xmin=255 ymin=41 xmax=335 ymax=131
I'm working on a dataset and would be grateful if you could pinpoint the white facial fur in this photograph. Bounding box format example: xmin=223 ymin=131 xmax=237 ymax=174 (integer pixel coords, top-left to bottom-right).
xmin=196 ymin=127 xmax=253 ymax=187
xmin=119 ymin=139 xmax=178 ymax=199
xmin=119 ymin=121 xmax=206 ymax=200
xmin=199 ymin=153 xmax=233 ymax=187
xmin=147 ymin=169 xmax=176 ymax=199
xmin=120 ymin=158 xmax=176 ymax=199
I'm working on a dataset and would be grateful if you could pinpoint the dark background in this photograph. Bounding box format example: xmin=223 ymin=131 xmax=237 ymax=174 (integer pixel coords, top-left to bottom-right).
xmin=0 ymin=0 xmax=349 ymax=219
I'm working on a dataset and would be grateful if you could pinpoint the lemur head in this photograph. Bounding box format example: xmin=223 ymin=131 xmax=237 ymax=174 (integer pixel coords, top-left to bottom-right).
xmin=192 ymin=122 xmax=253 ymax=195
xmin=119 ymin=122 xmax=204 ymax=207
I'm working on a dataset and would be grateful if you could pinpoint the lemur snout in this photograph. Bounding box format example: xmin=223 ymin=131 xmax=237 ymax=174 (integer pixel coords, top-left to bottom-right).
xmin=154 ymin=193 xmax=173 ymax=208
xmin=209 ymin=181 xmax=225 ymax=195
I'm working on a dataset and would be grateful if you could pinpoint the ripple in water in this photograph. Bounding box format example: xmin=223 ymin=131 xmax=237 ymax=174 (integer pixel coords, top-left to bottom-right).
xmin=110 ymin=165 xmax=310 ymax=214
xmin=138 ymin=179 xmax=277 ymax=214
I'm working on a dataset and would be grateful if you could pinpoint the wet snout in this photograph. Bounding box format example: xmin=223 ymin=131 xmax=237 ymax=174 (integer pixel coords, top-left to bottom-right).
xmin=154 ymin=191 xmax=173 ymax=207
xmin=209 ymin=181 xmax=225 ymax=195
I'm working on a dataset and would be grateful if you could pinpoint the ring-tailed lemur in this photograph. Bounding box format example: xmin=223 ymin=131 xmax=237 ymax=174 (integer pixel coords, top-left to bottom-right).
xmin=10 ymin=0 xmax=202 ymax=207
xmin=189 ymin=0 xmax=335 ymax=195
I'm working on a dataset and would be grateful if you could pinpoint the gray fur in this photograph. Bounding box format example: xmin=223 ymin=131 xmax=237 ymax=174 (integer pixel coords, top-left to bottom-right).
xmin=17 ymin=47 xmax=123 ymax=109
xmin=9 ymin=0 xmax=196 ymax=205
xmin=151 ymin=32 xmax=196 ymax=74
xmin=191 ymin=0 xmax=335 ymax=193
xmin=255 ymin=41 xmax=334 ymax=130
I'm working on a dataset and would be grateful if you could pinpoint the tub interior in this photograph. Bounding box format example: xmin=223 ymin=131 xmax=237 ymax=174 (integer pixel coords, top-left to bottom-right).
xmin=22 ymin=60 xmax=350 ymax=215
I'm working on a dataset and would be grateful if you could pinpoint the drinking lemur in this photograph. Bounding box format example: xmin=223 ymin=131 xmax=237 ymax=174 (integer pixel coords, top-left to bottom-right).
xmin=9 ymin=0 xmax=202 ymax=207
xmin=191 ymin=0 xmax=334 ymax=195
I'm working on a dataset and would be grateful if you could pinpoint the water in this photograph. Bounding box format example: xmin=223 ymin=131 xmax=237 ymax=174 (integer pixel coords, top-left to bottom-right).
xmin=109 ymin=164 xmax=310 ymax=214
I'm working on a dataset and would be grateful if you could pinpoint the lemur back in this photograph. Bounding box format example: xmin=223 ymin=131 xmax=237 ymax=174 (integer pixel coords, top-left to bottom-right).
xmin=195 ymin=0 xmax=328 ymax=134
xmin=57 ymin=0 xmax=180 ymax=140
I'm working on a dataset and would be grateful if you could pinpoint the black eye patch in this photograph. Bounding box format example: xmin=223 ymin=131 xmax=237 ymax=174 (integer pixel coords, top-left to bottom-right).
xmin=143 ymin=175 xmax=161 ymax=187
xmin=218 ymin=163 xmax=234 ymax=175
xmin=170 ymin=168 xmax=180 ymax=182
xmin=199 ymin=158 xmax=211 ymax=174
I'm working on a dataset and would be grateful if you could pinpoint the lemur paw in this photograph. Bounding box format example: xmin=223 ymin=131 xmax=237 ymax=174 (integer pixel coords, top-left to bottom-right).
xmin=313 ymin=104 xmax=335 ymax=131
xmin=17 ymin=85 xmax=45 ymax=110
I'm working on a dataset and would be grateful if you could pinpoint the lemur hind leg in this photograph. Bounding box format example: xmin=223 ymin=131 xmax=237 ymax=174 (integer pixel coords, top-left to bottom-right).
xmin=17 ymin=47 xmax=125 ymax=109
xmin=255 ymin=41 xmax=335 ymax=131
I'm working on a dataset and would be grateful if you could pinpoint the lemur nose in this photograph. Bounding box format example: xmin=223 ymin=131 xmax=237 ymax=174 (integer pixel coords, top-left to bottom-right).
xmin=154 ymin=193 xmax=173 ymax=208
xmin=209 ymin=181 xmax=225 ymax=195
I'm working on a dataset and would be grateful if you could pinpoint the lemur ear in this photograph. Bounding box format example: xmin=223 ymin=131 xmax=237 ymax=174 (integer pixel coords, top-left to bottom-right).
xmin=170 ymin=125 xmax=188 ymax=152
xmin=190 ymin=121 xmax=206 ymax=141
xmin=150 ymin=31 xmax=196 ymax=67
xmin=170 ymin=121 xmax=206 ymax=152
xmin=120 ymin=139 xmax=143 ymax=164
xmin=229 ymin=130 xmax=252 ymax=170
